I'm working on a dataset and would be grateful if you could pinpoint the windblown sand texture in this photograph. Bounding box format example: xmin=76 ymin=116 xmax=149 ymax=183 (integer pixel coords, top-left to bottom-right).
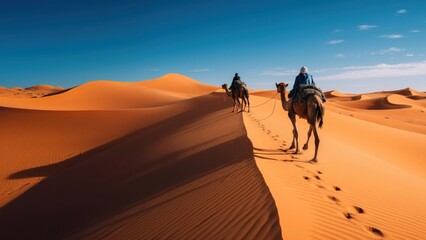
xmin=1 ymin=74 xmax=425 ymax=239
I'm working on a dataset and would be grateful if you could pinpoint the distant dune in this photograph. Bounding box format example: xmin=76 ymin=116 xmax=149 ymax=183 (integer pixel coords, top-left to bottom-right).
xmin=25 ymin=84 xmax=64 ymax=95
xmin=0 ymin=75 xmax=425 ymax=239
xmin=136 ymin=73 xmax=218 ymax=96
xmin=0 ymin=84 xmax=64 ymax=99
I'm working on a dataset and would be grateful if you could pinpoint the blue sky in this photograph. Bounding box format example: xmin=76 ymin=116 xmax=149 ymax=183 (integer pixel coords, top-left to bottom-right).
xmin=1 ymin=0 xmax=425 ymax=93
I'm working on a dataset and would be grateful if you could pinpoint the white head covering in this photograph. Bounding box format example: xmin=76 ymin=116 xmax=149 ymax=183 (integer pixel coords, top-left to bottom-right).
xmin=300 ymin=66 xmax=308 ymax=73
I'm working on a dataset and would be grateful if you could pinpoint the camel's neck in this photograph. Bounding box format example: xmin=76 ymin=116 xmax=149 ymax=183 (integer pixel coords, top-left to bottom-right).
xmin=224 ymin=87 xmax=231 ymax=96
xmin=279 ymin=88 xmax=289 ymax=111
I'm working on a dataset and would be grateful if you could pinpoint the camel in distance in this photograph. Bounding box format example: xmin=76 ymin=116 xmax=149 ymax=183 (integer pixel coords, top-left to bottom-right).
xmin=222 ymin=83 xmax=250 ymax=113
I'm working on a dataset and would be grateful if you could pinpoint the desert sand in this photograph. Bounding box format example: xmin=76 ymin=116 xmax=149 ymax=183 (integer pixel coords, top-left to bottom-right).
xmin=0 ymin=73 xmax=425 ymax=239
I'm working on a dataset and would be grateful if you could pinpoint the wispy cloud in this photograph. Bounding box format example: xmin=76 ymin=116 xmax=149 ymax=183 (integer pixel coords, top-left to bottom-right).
xmin=326 ymin=39 xmax=344 ymax=45
xmin=335 ymin=54 xmax=345 ymax=58
xmin=358 ymin=25 xmax=377 ymax=30
xmin=317 ymin=61 xmax=426 ymax=81
xmin=411 ymin=30 xmax=421 ymax=33
xmin=396 ymin=9 xmax=408 ymax=15
xmin=189 ymin=68 xmax=211 ymax=73
xmin=381 ymin=47 xmax=405 ymax=54
xmin=365 ymin=47 xmax=405 ymax=56
xmin=334 ymin=29 xmax=343 ymax=32
xmin=379 ymin=34 xmax=404 ymax=39
xmin=406 ymin=53 xmax=414 ymax=57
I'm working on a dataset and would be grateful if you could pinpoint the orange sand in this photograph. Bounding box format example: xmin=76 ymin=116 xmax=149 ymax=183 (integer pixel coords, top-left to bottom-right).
xmin=0 ymin=74 xmax=425 ymax=239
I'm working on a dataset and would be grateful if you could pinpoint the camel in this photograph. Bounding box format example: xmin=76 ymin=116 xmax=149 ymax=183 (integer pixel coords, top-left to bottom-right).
xmin=222 ymin=83 xmax=250 ymax=112
xmin=275 ymin=82 xmax=324 ymax=163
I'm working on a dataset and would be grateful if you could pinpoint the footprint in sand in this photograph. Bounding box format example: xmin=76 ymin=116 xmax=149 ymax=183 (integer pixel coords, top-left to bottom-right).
xmin=342 ymin=206 xmax=364 ymax=220
xmin=298 ymin=168 xmax=381 ymax=236
xmin=353 ymin=206 xmax=364 ymax=214
xmin=365 ymin=226 xmax=384 ymax=237
xmin=295 ymin=164 xmax=304 ymax=169
xmin=343 ymin=212 xmax=353 ymax=219
xmin=327 ymin=195 xmax=339 ymax=203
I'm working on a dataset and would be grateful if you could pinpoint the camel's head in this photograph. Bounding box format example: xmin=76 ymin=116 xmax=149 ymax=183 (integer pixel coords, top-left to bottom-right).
xmin=221 ymin=84 xmax=227 ymax=89
xmin=275 ymin=82 xmax=288 ymax=93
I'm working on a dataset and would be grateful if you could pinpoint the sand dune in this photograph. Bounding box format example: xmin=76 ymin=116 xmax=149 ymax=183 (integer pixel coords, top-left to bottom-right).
xmin=25 ymin=84 xmax=64 ymax=95
xmin=1 ymin=81 xmax=185 ymax=110
xmin=383 ymin=87 xmax=423 ymax=97
xmin=251 ymin=90 xmax=279 ymax=98
xmin=0 ymin=75 xmax=281 ymax=239
xmin=0 ymin=85 xmax=64 ymax=99
xmin=136 ymin=73 xmax=218 ymax=96
xmin=334 ymin=94 xmax=413 ymax=110
xmin=0 ymin=75 xmax=425 ymax=239
xmin=0 ymin=87 xmax=33 ymax=98
xmin=324 ymin=90 xmax=368 ymax=102
xmin=245 ymin=88 xmax=426 ymax=239
xmin=325 ymin=88 xmax=426 ymax=134
xmin=0 ymin=74 xmax=217 ymax=110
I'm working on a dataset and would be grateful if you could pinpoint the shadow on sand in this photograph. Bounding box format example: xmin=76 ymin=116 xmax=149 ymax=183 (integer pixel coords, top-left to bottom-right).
xmin=0 ymin=93 xmax=282 ymax=239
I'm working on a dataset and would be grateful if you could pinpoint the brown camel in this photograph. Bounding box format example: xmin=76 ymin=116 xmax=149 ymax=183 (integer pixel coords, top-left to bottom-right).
xmin=275 ymin=82 xmax=324 ymax=162
xmin=222 ymin=83 xmax=250 ymax=112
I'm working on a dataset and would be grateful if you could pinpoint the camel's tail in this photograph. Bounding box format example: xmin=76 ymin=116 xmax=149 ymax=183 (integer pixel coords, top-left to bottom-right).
xmin=316 ymin=96 xmax=325 ymax=129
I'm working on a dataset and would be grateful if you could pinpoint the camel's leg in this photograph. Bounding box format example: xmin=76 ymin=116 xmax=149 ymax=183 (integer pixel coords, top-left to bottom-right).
xmin=246 ymin=95 xmax=250 ymax=112
xmin=239 ymin=90 xmax=246 ymax=112
xmin=310 ymin=125 xmax=320 ymax=163
xmin=303 ymin=126 xmax=313 ymax=150
xmin=288 ymin=113 xmax=296 ymax=150
xmin=289 ymin=129 xmax=296 ymax=150
xmin=289 ymin=112 xmax=300 ymax=154
xmin=240 ymin=97 xmax=245 ymax=112
xmin=235 ymin=96 xmax=241 ymax=113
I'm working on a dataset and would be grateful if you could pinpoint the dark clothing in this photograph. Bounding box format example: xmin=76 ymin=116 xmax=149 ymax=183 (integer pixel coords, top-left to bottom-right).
xmin=230 ymin=75 xmax=241 ymax=90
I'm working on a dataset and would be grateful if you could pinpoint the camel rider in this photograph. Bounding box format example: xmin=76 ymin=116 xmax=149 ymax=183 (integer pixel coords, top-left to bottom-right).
xmin=290 ymin=66 xmax=326 ymax=102
xmin=230 ymin=73 xmax=241 ymax=90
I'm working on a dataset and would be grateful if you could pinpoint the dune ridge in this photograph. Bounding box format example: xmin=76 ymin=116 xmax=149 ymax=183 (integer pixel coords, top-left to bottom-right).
xmin=136 ymin=73 xmax=218 ymax=96
xmin=0 ymin=75 xmax=281 ymax=239
xmin=334 ymin=94 xmax=413 ymax=110
xmin=0 ymin=74 xmax=217 ymax=110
